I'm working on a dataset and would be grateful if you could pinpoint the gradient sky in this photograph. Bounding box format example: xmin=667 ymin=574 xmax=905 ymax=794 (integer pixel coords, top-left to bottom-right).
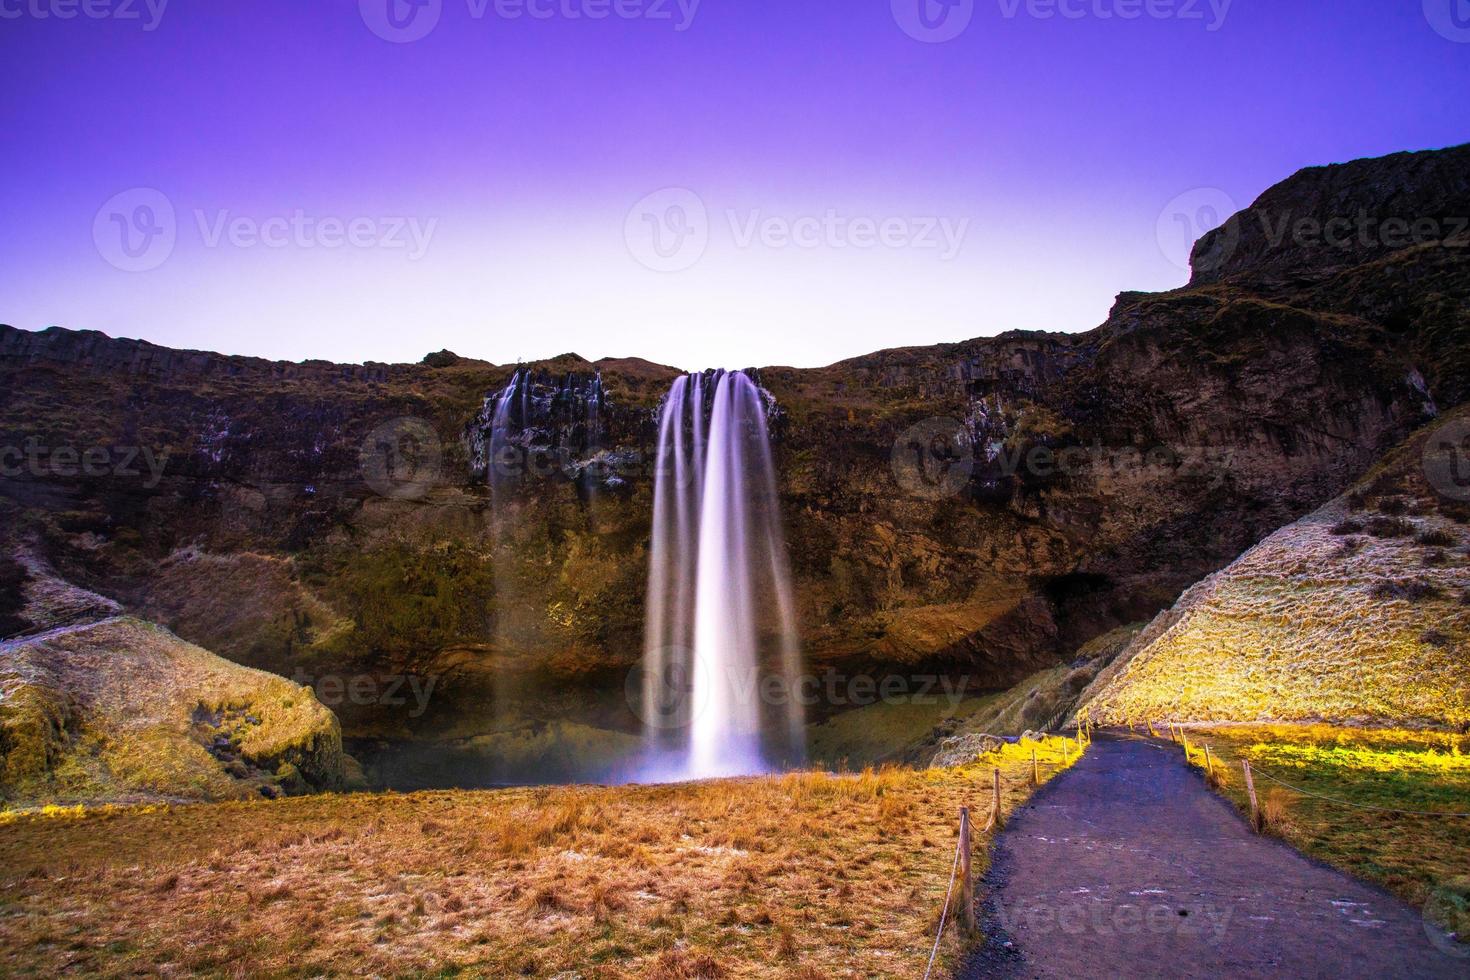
xmin=2 ymin=0 xmax=1468 ymax=370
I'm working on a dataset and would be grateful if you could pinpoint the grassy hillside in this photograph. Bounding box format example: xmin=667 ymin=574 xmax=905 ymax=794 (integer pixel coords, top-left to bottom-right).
xmin=1076 ymin=409 xmax=1470 ymax=729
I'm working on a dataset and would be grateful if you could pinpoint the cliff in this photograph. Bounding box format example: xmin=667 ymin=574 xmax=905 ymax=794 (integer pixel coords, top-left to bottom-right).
xmin=2 ymin=143 xmax=1467 ymax=780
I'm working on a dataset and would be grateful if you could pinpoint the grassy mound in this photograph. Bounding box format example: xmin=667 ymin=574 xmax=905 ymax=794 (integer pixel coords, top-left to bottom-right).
xmin=1 ymin=617 xmax=344 ymax=807
xmin=1076 ymin=410 xmax=1470 ymax=729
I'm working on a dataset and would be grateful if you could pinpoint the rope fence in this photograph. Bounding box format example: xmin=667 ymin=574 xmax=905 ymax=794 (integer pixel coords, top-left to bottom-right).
xmin=921 ymin=819 xmax=966 ymax=980
xmin=922 ymin=728 xmax=1092 ymax=975
xmin=1246 ymin=762 xmax=1470 ymax=818
xmin=1140 ymin=722 xmax=1470 ymax=822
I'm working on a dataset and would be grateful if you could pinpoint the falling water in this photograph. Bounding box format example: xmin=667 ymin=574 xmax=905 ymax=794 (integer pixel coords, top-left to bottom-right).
xmin=642 ymin=369 xmax=804 ymax=779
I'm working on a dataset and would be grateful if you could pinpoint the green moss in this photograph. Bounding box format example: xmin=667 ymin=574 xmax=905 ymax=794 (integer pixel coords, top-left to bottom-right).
xmin=328 ymin=539 xmax=495 ymax=657
xmin=806 ymin=696 xmax=999 ymax=769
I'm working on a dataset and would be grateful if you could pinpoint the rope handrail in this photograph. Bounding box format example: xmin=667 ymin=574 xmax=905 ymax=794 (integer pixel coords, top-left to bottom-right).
xmin=1247 ymin=763 xmax=1470 ymax=818
xmin=921 ymin=829 xmax=965 ymax=980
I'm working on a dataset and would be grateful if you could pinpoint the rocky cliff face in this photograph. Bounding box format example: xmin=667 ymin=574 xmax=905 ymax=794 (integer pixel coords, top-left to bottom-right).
xmin=2 ymin=144 xmax=1467 ymax=782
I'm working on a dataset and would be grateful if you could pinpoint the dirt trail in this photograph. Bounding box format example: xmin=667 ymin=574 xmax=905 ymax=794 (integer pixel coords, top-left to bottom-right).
xmin=962 ymin=734 xmax=1465 ymax=979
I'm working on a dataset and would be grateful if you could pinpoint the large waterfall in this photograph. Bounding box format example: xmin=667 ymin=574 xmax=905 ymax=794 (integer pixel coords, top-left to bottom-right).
xmin=642 ymin=370 xmax=804 ymax=779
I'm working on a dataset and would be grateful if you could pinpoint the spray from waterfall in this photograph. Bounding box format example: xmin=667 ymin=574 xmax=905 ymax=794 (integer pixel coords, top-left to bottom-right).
xmin=641 ymin=369 xmax=804 ymax=779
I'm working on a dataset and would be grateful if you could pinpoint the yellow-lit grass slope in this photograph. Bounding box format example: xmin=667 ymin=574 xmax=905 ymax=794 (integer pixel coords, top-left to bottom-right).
xmin=0 ymin=737 xmax=1079 ymax=978
xmin=1182 ymin=724 xmax=1470 ymax=944
xmin=1 ymin=617 xmax=343 ymax=805
xmin=1078 ymin=410 xmax=1470 ymax=729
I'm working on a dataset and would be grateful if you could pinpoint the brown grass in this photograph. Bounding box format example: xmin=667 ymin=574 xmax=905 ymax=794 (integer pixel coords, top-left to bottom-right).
xmin=0 ymin=737 xmax=1078 ymax=978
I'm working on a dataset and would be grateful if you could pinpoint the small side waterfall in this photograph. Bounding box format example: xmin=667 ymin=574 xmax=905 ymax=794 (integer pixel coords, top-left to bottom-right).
xmin=642 ymin=369 xmax=804 ymax=779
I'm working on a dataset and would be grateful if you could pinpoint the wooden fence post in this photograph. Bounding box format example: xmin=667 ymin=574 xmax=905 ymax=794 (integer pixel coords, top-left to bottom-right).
xmin=992 ymin=767 xmax=1003 ymax=829
xmin=1203 ymin=744 xmax=1214 ymax=781
xmin=1146 ymin=721 xmax=1157 ymax=738
xmin=958 ymin=807 xmax=975 ymax=934
xmin=1242 ymin=760 xmax=1261 ymax=831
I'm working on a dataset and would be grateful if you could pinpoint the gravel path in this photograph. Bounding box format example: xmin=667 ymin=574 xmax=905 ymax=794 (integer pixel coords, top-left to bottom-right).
xmin=961 ymin=734 xmax=1466 ymax=979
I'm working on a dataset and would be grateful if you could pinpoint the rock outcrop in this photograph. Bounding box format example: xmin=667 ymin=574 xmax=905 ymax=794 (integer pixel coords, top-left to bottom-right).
xmin=0 ymin=561 xmax=346 ymax=806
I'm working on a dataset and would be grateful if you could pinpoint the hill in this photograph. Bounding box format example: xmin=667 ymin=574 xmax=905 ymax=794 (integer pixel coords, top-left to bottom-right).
xmin=1075 ymin=407 xmax=1470 ymax=729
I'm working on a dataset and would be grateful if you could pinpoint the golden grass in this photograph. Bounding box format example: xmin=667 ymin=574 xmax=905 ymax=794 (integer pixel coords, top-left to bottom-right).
xmin=1184 ymin=725 xmax=1470 ymax=922
xmin=0 ymin=736 xmax=1079 ymax=978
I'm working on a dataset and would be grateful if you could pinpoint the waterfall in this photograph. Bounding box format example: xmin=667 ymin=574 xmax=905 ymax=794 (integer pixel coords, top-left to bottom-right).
xmin=642 ymin=369 xmax=804 ymax=779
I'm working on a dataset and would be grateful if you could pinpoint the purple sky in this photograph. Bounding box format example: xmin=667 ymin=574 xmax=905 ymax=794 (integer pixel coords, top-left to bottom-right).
xmin=2 ymin=0 xmax=1467 ymax=370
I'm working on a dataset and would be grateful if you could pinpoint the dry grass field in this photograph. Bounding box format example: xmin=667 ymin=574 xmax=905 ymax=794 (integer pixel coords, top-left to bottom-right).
xmin=0 ymin=736 xmax=1079 ymax=978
